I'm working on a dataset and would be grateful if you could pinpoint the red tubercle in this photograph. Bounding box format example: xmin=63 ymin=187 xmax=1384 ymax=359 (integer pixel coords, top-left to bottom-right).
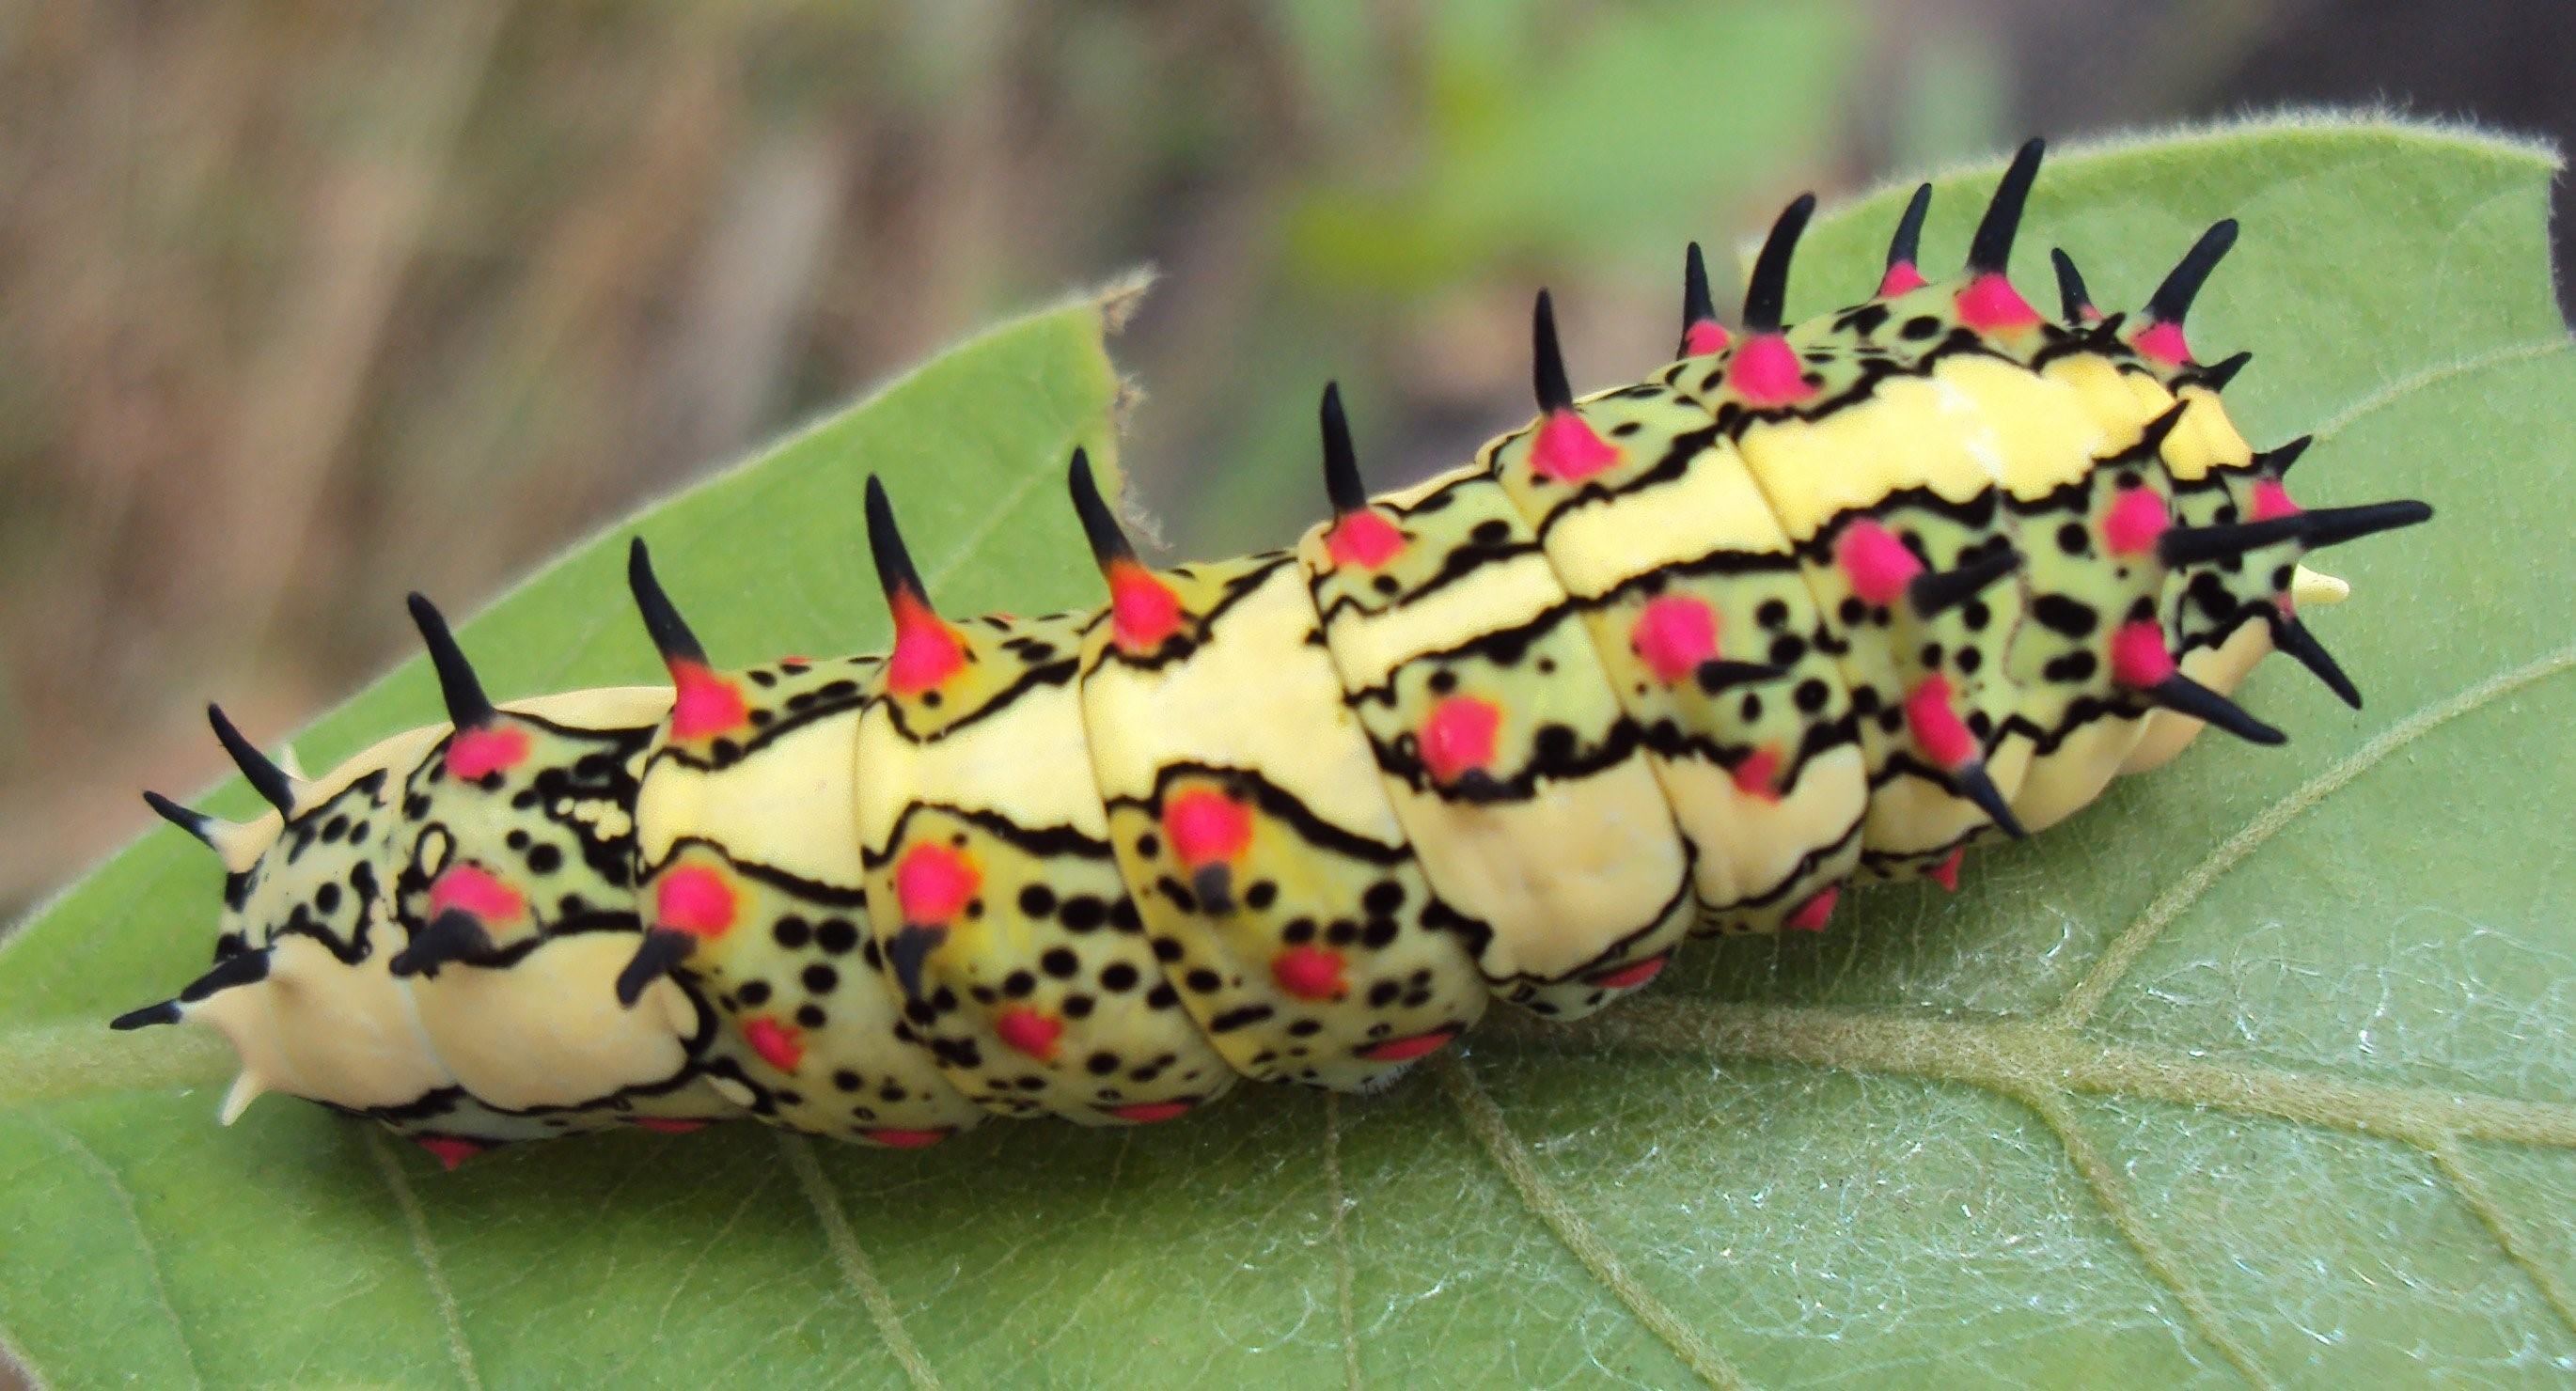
xmin=1903 ymin=675 xmax=1979 ymax=770
xmin=1271 ymin=946 xmax=1346 ymax=1002
xmin=1326 ymin=509 xmax=1406 ymax=570
xmin=445 ymin=725 xmax=529 ymax=780
xmin=885 ymin=591 xmax=966 ymax=696
xmin=1163 ymin=789 xmax=1254 ymax=867
xmin=2130 ymin=319 xmax=2191 ymax=366
xmin=2250 ymin=478 xmax=2301 ymax=523
xmin=1731 ymin=745 xmax=1783 ymax=803
xmin=2102 ymin=487 xmax=2172 ymax=557
xmin=2110 ymin=620 xmax=2178 ymax=688
xmin=1955 ymin=274 xmax=2040 ymax=332
xmin=1530 ymin=408 xmax=1621 ymax=483
xmin=742 ymin=1016 xmax=804 ymax=1073
xmin=428 ymin=864 xmax=524 ymax=926
xmin=634 ymin=1117 xmax=708 ymax=1134
xmin=1108 ymin=1101 xmax=1196 ymax=1124
xmin=1418 ymin=696 xmax=1502 ymax=786
xmin=1108 ymin=562 xmax=1185 ymax=653
xmin=653 ymin=865 xmax=738 ymax=938
xmin=668 ymin=661 xmax=749 ymax=740
xmin=893 ymin=842 xmax=980 ymax=926
xmin=1589 ymin=954 xmax=1668 ymax=991
xmin=1726 ymin=334 xmax=1814 ymax=407
xmin=862 ymin=1127 xmax=953 ymax=1149
xmin=1877 ymin=261 xmax=1927 ymax=297
xmin=415 ymin=1134 xmax=486 ymax=1171
xmin=1929 ymin=848 xmax=1965 ymax=894
xmin=994 ymin=1007 xmax=1062 ymax=1062
xmin=1786 ymin=886 xmax=1840 ymax=932
xmin=1359 ymin=1028 xmax=1458 ymax=1063
xmin=1684 ymin=320 xmax=1733 ymax=357
xmin=1836 ymin=519 xmax=1924 ymax=605
xmin=1629 ymin=594 xmax=1720 ymax=686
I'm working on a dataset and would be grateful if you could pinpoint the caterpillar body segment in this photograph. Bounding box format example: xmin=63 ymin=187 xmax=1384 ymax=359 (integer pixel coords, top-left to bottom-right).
xmin=118 ymin=140 xmax=2434 ymax=1163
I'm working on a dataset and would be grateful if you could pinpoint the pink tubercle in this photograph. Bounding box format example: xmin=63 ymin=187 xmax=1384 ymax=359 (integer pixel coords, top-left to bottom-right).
xmin=1683 ymin=320 xmax=1733 ymax=357
xmin=885 ymin=593 xmax=966 ymax=696
xmin=863 ymin=1127 xmax=953 ymax=1149
xmin=2250 ymin=478 xmax=2301 ymax=523
xmin=1418 ymin=696 xmax=1502 ymax=786
xmin=669 ymin=662 xmax=748 ymax=740
xmin=1877 ymin=261 xmax=1927 ymax=297
xmin=1629 ymin=594 xmax=1720 ymax=686
xmin=2101 ymin=487 xmax=2172 ymax=557
xmin=428 ymin=864 xmax=524 ymax=925
xmin=2130 ymin=318 xmax=2191 ymax=365
xmin=1530 ymin=409 xmax=1621 ymax=483
xmin=1588 ymin=954 xmax=1668 ymax=991
xmin=1726 ymin=333 xmax=1814 ymax=407
xmin=2110 ymin=620 xmax=2178 ymax=688
xmin=1836 ymin=519 xmax=1924 ymax=605
xmin=653 ymin=865 xmax=737 ymax=938
xmin=1731 ymin=745 xmax=1783 ymax=803
xmin=1271 ymin=946 xmax=1347 ymax=1002
xmin=1108 ymin=563 xmax=1185 ymax=653
xmin=1360 ymin=1029 xmax=1458 ymax=1063
xmin=445 ymin=725 xmax=529 ymax=780
xmin=415 ymin=1135 xmax=485 ymax=1171
xmin=1108 ymin=1101 xmax=1196 ymax=1124
xmin=1326 ymin=509 xmax=1406 ymax=570
xmin=742 ymin=1016 xmax=804 ymax=1074
xmin=1955 ymin=274 xmax=2040 ymax=333
xmin=1786 ymin=887 xmax=1840 ymax=932
xmin=1164 ymin=789 xmax=1254 ymax=867
xmin=1929 ymin=848 xmax=1965 ymax=894
xmin=1903 ymin=675 xmax=1978 ymax=770
xmin=993 ymin=1007 xmax=1063 ymax=1062
xmin=893 ymin=842 xmax=980 ymax=925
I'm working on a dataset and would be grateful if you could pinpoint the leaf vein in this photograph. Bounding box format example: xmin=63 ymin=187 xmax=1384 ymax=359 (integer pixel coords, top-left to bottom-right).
xmin=778 ymin=1132 xmax=943 ymax=1391
xmin=365 ymin=1131 xmax=482 ymax=1391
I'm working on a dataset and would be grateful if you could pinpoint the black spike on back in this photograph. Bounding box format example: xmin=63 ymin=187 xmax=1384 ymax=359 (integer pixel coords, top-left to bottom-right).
xmin=406 ymin=593 xmax=495 ymax=729
xmin=142 ymin=789 xmax=219 ymax=850
xmin=2196 ymin=350 xmax=2254 ymax=392
xmin=2145 ymin=219 xmax=2239 ymax=324
xmin=388 ymin=909 xmax=494 ymax=979
xmin=1952 ymin=762 xmax=2030 ymax=840
xmin=1886 ymin=183 xmax=1933 ymax=272
xmin=2160 ymin=498 xmax=2428 ymax=567
xmin=109 ymin=999 xmax=182 ymax=1031
xmin=2258 ymin=434 xmax=2313 ymax=476
xmin=2301 ymin=498 xmax=2433 ymax=548
xmin=1742 ymin=193 xmax=1817 ymax=334
xmin=863 ymin=476 xmax=931 ymax=608
xmin=1908 ymin=547 xmax=2022 ymax=618
xmin=2132 ymin=400 xmax=2191 ymax=459
xmin=1066 ymin=447 xmax=1134 ymax=570
xmin=2081 ymin=311 xmax=2128 ymax=352
xmin=2143 ymin=673 xmax=2286 ymax=746
xmin=1678 ymin=242 xmax=1717 ymax=354
xmin=207 ymin=704 xmax=296 ymax=816
xmin=2050 ymin=248 xmax=2094 ymax=322
xmin=616 ymin=928 xmax=696 ymax=1008
xmin=2269 ymin=613 xmax=2364 ymax=710
xmin=626 ymin=539 xmax=709 ymax=668
xmin=1319 ymin=382 xmax=1369 ymax=515
xmin=1967 ymin=138 xmax=2046 ymax=274
xmin=1531 ymin=289 xmax=1574 ymax=414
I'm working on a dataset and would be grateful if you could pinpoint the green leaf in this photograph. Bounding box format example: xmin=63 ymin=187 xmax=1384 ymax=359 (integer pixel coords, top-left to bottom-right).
xmin=5 ymin=116 xmax=2573 ymax=1388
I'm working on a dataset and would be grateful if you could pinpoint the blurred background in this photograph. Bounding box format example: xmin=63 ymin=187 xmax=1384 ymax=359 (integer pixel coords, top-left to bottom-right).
xmin=3 ymin=0 xmax=2572 ymax=920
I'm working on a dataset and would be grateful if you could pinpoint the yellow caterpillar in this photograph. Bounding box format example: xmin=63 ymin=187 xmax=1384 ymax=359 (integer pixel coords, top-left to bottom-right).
xmin=117 ymin=141 xmax=2427 ymax=1164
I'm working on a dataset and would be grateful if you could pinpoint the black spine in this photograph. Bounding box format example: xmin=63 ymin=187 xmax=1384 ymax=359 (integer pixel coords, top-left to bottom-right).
xmin=207 ymin=704 xmax=297 ymax=816
xmin=1742 ymin=193 xmax=1817 ymax=333
xmin=1067 ymin=447 xmax=1135 ymax=568
xmin=1319 ymin=382 xmax=1369 ymax=515
xmin=627 ymin=539 xmax=710 ymax=667
xmin=1967 ymin=138 xmax=2046 ymax=274
xmin=407 ymin=593 xmax=495 ymax=728
xmin=2145 ymin=219 xmax=2239 ymax=324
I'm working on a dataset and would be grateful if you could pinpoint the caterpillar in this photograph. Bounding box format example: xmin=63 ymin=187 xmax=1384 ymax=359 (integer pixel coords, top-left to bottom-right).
xmin=113 ymin=140 xmax=2429 ymax=1164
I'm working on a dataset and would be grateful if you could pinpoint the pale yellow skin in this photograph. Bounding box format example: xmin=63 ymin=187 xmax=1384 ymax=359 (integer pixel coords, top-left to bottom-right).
xmin=142 ymin=240 xmax=2361 ymax=1154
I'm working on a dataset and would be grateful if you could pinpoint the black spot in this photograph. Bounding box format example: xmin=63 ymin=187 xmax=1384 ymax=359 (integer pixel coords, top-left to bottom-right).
xmin=816 ymin=918 xmax=858 ymax=954
xmin=1794 ymin=679 xmax=1830 ymax=713
xmin=1362 ymin=881 xmax=1405 ymax=914
xmin=1101 ymin=962 xmax=1141 ymax=991
xmin=1244 ymin=881 xmax=1278 ymax=911
xmin=773 ymin=916 xmax=812 ymax=949
xmin=1184 ymin=968 xmax=1222 ymax=993
xmin=1901 ymin=315 xmax=1943 ymax=339
xmin=1060 ymin=896 xmax=1107 ymax=932
xmin=1003 ymin=970 xmax=1036 ymax=998
xmin=1087 ymin=1052 xmax=1120 ymax=1076
xmin=803 ymin=964 xmax=839 ymax=994
xmin=1018 ymin=884 xmax=1057 ymax=917
xmin=1768 ymin=634 xmax=1807 ymax=664
xmin=2031 ymin=595 xmax=2099 ymax=637
xmin=1041 ymin=948 xmax=1080 ymax=978
xmin=2043 ymin=651 xmax=2099 ymax=682
xmin=795 ymin=1004 xmax=826 ymax=1028
xmin=2055 ymin=523 xmax=2091 ymax=556
xmin=739 ymin=980 xmax=772 ymax=1006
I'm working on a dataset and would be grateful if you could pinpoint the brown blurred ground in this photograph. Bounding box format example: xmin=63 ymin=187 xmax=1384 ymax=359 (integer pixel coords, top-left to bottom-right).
xmin=2 ymin=0 xmax=2568 ymax=921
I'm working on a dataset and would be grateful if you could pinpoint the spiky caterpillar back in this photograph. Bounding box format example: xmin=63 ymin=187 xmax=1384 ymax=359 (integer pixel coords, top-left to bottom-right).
xmin=119 ymin=140 xmax=2430 ymax=1164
